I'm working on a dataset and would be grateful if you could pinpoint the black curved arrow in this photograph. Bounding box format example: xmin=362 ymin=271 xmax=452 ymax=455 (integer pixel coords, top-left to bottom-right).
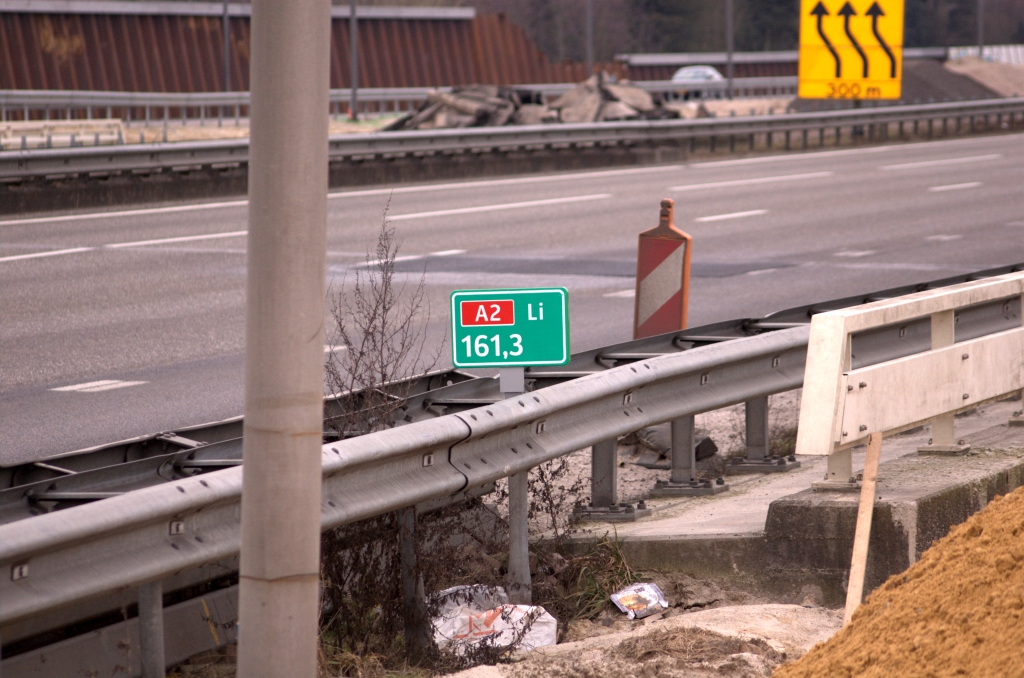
xmin=811 ymin=2 xmax=841 ymax=78
xmin=866 ymin=2 xmax=897 ymax=78
xmin=838 ymin=2 xmax=868 ymax=78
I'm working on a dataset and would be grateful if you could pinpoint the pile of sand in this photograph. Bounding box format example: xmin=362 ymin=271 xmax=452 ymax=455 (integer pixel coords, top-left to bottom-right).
xmin=774 ymin=486 xmax=1024 ymax=677
xmin=945 ymin=56 xmax=1024 ymax=97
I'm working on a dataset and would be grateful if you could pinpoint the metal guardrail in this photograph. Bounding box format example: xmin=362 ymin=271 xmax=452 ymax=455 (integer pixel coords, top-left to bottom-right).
xmin=1 ymin=97 xmax=1021 ymax=181
xmin=1 ymin=263 xmax=1022 ymax=629
xmin=0 ymin=78 xmax=799 ymax=128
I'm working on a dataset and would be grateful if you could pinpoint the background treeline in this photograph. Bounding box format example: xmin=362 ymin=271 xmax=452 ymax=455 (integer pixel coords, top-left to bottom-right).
xmin=358 ymin=0 xmax=1024 ymax=62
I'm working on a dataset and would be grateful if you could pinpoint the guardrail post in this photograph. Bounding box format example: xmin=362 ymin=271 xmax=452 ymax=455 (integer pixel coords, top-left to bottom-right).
xmin=726 ymin=396 xmax=800 ymax=474
xmin=397 ymin=506 xmax=430 ymax=660
xmin=669 ymin=416 xmax=695 ymax=484
xmin=745 ymin=396 xmax=769 ymax=461
xmin=591 ymin=439 xmax=617 ymax=507
xmin=918 ymin=310 xmax=970 ymax=455
xmin=508 ymin=470 xmax=531 ymax=604
xmin=138 ymin=580 xmax=166 ymax=678
xmin=652 ymin=416 xmax=729 ymax=496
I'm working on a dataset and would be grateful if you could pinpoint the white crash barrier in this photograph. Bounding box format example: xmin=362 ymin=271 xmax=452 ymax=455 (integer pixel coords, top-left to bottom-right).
xmin=793 ymin=271 xmax=1024 ymax=625
xmin=796 ymin=271 xmax=1024 ymax=479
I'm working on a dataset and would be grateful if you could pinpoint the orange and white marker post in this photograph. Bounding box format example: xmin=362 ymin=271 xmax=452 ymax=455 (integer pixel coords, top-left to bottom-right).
xmin=633 ymin=199 xmax=692 ymax=339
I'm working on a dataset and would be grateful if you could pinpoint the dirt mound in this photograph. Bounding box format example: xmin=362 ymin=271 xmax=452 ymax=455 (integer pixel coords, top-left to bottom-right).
xmin=946 ymin=56 xmax=1024 ymax=97
xmin=774 ymin=486 xmax=1024 ymax=678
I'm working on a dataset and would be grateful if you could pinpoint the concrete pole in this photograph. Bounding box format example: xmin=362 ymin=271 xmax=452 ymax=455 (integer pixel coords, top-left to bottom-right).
xmin=138 ymin=581 xmax=165 ymax=678
xmin=350 ymin=0 xmax=359 ymax=120
xmin=236 ymin=0 xmax=330 ymax=675
xmin=725 ymin=0 xmax=734 ymax=99
xmin=585 ymin=0 xmax=594 ymax=76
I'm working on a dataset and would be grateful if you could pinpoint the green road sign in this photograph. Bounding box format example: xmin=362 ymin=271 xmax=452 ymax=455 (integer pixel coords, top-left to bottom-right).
xmin=451 ymin=288 xmax=570 ymax=368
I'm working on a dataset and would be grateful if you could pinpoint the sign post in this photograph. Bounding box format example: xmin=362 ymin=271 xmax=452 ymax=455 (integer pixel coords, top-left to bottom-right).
xmin=798 ymin=0 xmax=904 ymax=101
xmin=451 ymin=287 xmax=569 ymax=605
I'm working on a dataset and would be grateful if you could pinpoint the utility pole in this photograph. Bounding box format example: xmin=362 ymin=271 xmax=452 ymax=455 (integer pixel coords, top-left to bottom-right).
xmin=222 ymin=0 xmax=230 ymax=93
xmin=586 ymin=0 xmax=594 ymax=76
xmin=350 ymin=0 xmax=359 ymax=120
xmin=726 ymin=0 xmax=734 ymax=99
xmin=222 ymin=0 xmax=230 ymax=121
xmin=977 ymin=0 xmax=985 ymax=60
xmin=236 ymin=0 xmax=330 ymax=675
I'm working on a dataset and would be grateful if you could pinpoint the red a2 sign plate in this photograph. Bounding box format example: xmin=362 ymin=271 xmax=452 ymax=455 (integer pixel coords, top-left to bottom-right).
xmin=460 ymin=299 xmax=515 ymax=326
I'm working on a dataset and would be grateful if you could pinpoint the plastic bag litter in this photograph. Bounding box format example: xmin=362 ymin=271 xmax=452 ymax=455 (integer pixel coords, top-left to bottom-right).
xmin=432 ymin=587 xmax=557 ymax=654
xmin=610 ymin=582 xmax=670 ymax=620
xmin=433 ymin=584 xmax=510 ymax=617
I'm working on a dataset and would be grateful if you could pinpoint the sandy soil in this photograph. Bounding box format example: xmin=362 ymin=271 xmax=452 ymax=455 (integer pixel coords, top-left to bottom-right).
xmin=776 ymin=485 xmax=1024 ymax=678
xmin=450 ymin=604 xmax=841 ymax=678
xmin=945 ymin=56 xmax=1024 ymax=97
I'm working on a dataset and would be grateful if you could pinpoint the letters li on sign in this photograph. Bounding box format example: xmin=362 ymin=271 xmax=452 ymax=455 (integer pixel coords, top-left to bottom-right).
xmin=798 ymin=0 xmax=904 ymax=100
xmin=451 ymin=288 xmax=570 ymax=368
xmin=633 ymin=199 xmax=692 ymax=340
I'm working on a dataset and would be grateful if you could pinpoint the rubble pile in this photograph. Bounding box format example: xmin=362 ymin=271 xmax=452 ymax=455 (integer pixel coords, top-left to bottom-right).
xmin=385 ymin=73 xmax=679 ymax=131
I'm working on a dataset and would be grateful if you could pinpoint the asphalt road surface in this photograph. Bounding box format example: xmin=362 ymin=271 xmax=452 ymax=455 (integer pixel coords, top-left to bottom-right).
xmin=2 ymin=133 xmax=1023 ymax=465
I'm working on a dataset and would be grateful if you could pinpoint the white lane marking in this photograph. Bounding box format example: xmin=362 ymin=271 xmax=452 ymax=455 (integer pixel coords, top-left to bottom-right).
xmin=928 ymin=182 xmax=982 ymax=192
xmin=603 ymin=289 xmax=636 ymax=298
xmin=881 ymin=154 xmax=1000 ymax=170
xmin=51 ymin=379 xmax=148 ymax=392
xmin=389 ymin=194 xmax=611 ymax=221
xmin=0 ymin=199 xmax=248 ymax=227
xmin=0 ymin=246 xmax=94 ymax=262
xmin=324 ymin=345 xmax=348 ymax=353
xmin=329 ymin=167 xmax=685 ymax=199
xmin=357 ymin=248 xmax=467 ymax=268
xmin=106 ymin=230 xmax=248 ymax=248
xmin=692 ymin=145 xmax=893 ymax=168
xmin=926 ymin=234 xmax=963 ymax=241
xmin=695 ymin=209 xmax=767 ymax=223
xmin=669 ymin=171 xmax=833 ymax=191
xmin=746 ymin=267 xmax=781 ymax=276
xmin=1008 ymin=221 xmax=1024 ymax=227
xmin=834 ymin=250 xmax=876 ymax=257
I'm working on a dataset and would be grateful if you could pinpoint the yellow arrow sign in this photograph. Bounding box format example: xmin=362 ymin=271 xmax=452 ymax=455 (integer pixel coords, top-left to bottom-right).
xmin=798 ymin=0 xmax=904 ymax=100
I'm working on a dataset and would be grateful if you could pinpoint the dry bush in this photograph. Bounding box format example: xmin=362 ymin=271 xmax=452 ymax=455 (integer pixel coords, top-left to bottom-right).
xmin=323 ymin=207 xmax=441 ymax=438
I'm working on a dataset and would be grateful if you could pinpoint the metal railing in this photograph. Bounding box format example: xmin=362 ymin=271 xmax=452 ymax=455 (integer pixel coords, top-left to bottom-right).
xmin=0 ymin=78 xmax=800 ymax=129
xmin=1 ymin=97 xmax=1022 ymax=182
xmin=1 ymin=263 xmax=1022 ymax=631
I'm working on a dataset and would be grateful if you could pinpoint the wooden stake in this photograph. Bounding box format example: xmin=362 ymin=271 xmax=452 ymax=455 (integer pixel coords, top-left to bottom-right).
xmin=843 ymin=431 xmax=882 ymax=626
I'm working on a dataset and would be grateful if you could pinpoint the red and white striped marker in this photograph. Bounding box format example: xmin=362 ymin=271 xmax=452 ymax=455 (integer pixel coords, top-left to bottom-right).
xmin=633 ymin=199 xmax=692 ymax=339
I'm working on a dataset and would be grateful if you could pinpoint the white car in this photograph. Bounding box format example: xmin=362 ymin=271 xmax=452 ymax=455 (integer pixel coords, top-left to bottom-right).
xmin=670 ymin=65 xmax=725 ymax=99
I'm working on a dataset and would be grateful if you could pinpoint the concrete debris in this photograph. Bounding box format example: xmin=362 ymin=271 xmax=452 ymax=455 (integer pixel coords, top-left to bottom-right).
xmin=385 ymin=72 xmax=679 ymax=131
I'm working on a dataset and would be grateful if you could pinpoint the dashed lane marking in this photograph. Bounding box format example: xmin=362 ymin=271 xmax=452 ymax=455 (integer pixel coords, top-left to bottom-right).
xmin=51 ymin=380 xmax=148 ymax=393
